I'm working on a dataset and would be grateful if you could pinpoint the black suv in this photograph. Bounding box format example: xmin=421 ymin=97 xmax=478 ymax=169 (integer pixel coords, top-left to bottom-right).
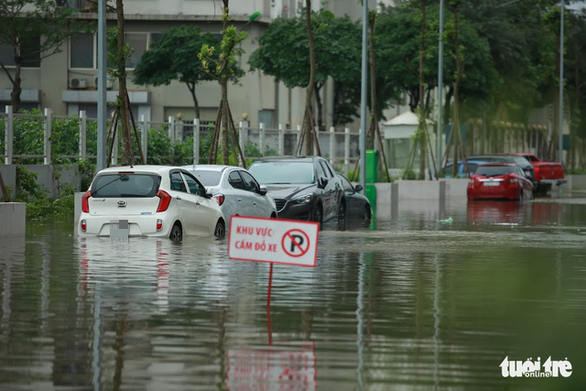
xmin=248 ymin=156 xmax=345 ymax=228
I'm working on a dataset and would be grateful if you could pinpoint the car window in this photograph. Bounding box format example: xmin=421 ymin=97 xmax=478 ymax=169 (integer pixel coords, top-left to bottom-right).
xmin=183 ymin=172 xmax=205 ymax=196
xmin=170 ymin=172 xmax=187 ymax=192
xmin=475 ymin=165 xmax=515 ymax=177
xmin=248 ymin=161 xmax=315 ymax=184
xmin=315 ymin=161 xmax=326 ymax=180
xmin=240 ymin=171 xmax=260 ymax=193
xmin=192 ymin=170 xmax=221 ymax=186
xmin=91 ymin=173 xmax=160 ymax=197
xmin=319 ymin=160 xmax=334 ymax=178
xmin=228 ymin=171 xmax=246 ymax=190
xmin=339 ymin=175 xmax=354 ymax=192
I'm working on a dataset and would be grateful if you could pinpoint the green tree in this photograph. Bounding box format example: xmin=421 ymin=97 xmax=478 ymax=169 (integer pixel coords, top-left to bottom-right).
xmin=0 ymin=0 xmax=92 ymax=112
xmin=199 ymin=0 xmax=247 ymax=166
xmin=249 ymin=9 xmax=362 ymax=130
xmin=133 ymin=26 xmax=242 ymax=119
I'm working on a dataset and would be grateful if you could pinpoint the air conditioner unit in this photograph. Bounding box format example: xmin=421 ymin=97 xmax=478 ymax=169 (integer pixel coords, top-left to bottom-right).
xmin=70 ymin=77 xmax=87 ymax=89
xmin=95 ymin=76 xmax=114 ymax=89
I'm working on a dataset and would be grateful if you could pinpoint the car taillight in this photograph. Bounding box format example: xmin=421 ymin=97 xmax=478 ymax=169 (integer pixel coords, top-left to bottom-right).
xmin=156 ymin=190 xmax=171 ymax=212
xmin=509 ymin=174 xmax=518 ymax=183
xmin=81 ymin=190 xmax=91 ymax=213
xmin=80 ymin=219 xmax=87 ymax=232
xmin=214 ymin=193 xmax=225 ymax=206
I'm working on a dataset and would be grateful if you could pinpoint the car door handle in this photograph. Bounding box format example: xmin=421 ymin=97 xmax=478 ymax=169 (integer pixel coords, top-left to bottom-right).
xmin=176 ymin=196 xmax=182 ymax=201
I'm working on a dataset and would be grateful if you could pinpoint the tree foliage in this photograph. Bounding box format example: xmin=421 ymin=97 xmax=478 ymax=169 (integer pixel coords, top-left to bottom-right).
xmin=133 ymin=25 xmax=243 ymax=119
xmin=249 ymin=10 xmax=362 ymax=127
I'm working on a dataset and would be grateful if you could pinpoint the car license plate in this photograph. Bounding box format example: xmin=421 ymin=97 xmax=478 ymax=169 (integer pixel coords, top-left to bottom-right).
xmin=111 ymin=220 xmax=129 ymax=239
xmin=483 ymin=182 xmax=499 ymax=187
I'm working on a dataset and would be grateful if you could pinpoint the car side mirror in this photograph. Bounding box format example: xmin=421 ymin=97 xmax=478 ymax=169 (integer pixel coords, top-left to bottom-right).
xmin=258 ymin=185 xmax=268 ymax=196
xmin=354 ymin=184 xmax=363 ymax=192
xmin=205 ymin=187 xmax=213 ymax=198
xmin=319 ymin=177 xmax=328 ymax=189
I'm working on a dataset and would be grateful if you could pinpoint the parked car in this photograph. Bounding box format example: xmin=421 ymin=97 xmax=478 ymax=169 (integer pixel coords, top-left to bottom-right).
xmin=468 ymin=154 xmax=537 ymax=190
xmin=510 ymin=153 xmax=565 ymax=194
xmin=440 ymin=159 xmax=490 ymax=178
xmin=78 ymin=165 xmax=226 ymax=241
xmin=247 ymin=156 xmax=345 ymax=229
xmin=183 ymin=164 xmax=277 ymax=226
xmin=337 ymin=174 xmax=372 ymax=226
xmin=467 ymin=163 xmax=534 ymax=202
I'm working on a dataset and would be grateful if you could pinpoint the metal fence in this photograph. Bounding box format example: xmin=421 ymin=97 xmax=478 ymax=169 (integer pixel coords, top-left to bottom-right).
xmin=1 ymin=107 xmax=360 ymax=174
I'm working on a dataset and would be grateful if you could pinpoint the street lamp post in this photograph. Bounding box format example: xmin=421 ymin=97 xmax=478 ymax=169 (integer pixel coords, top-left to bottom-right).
xmin=559 ymin=0 xmax=564 ymax=164
xmin=359 ymin=0 xmax=368 ymax=193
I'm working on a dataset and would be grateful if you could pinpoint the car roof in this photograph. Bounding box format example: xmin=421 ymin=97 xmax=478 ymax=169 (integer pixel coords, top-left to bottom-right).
xmin=251 ymin=155 xmax=320 ymax=163
xmin=96 ymin=165 xmax=185 ymax=175
xmin=182 ymin=164 xmax=239 ymax=172
xmin=478 ymin=163 xmax=516 ymax=167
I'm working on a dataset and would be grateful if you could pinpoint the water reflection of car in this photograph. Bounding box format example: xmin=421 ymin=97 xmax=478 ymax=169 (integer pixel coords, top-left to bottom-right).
xmin=337 ymin=174 xmax=371 ymax=226
xmin=247 ymin=156 xmax=344 ymax=229
xmin=183 ymin=165 xmax=277 ymax=226
xmin=467 ymin=163 xmax=534 ymax=202
xmin=78 ymin=165 xmax=226 ymax=241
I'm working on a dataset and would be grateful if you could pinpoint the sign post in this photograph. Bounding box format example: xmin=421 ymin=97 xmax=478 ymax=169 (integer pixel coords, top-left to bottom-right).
xmin=228 ymin=216 xmax=320 ymax=344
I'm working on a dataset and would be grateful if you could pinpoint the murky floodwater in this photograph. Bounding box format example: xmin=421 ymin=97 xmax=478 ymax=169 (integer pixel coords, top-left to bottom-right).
xmin=1 ymin=192 xmax=586 ymax=390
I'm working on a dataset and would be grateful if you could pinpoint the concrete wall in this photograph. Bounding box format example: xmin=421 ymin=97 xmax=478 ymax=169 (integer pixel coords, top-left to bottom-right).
xmin=0 ymin=165 xmax=81 ymax=199
xmin=566 ymin=175 xmax=586 ymax=191
xmin=0 ymin=202 xmax=26 ymax=236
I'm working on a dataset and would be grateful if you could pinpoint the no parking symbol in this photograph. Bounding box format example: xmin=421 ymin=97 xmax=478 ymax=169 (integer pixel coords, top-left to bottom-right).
xmin=282 ymin=229 xmax=310 ymax=257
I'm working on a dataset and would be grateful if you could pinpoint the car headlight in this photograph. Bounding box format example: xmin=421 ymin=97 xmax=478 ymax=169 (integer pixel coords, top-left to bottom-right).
xmin=293 ymin=194 xmax=313 ymax=204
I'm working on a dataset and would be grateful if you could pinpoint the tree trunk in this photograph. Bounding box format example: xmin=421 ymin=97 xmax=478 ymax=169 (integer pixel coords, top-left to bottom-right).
xmin=314 ymin=81 xmax=324 ymax=132
xmin=188 ymin=83 xmax=201 ymax=119
xmin=417 ymin=1 xmax=427 ymax=180
xmin=304 ymin=0 xmax=316 ymax=155
xmin=9 ymin=47 xmax=22 ymax=113
xmin=116 ymin=0 xmax=132 ymax=166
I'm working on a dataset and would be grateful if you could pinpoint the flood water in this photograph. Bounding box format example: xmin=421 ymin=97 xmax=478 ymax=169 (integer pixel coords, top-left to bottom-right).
xmin=1 ymin=192 xmax=586 ymax=390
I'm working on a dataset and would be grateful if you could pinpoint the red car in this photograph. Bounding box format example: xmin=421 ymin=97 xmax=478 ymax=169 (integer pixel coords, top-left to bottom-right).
xmin=467 ymin=163 xmax=534 ymax=202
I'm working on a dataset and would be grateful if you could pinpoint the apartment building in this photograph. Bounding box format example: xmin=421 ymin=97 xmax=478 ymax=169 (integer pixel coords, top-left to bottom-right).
xmin=0 ymin=0 xmax=396 ymax=130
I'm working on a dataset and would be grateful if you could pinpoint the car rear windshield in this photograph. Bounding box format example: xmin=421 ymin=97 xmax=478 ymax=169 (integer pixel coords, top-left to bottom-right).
xmin=91 ymin=174 xmax=160 ymax=197
xmin=191 ymin=170 xmax=221 ymax=186
xmin=475 ymin=166 xmax=515 ymax=177
xmin=248 ymin=161 xmax=315 ymax=184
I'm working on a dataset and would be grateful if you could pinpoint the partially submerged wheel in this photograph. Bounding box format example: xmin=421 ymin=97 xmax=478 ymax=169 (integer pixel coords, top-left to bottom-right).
xmin=214 ymin=219 xmax=226 ymax=239
xmin=312 ymin=205 xmax=323 ymax=230
xmin=337 ymin=202 xmax=346 ymax=231
xmin=169 ymin=223 xmax=182 ymax=242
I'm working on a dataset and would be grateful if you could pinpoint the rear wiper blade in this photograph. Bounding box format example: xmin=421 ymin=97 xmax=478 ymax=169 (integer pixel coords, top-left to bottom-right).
xmin=93 ymin=174 xmax=128 ymax=194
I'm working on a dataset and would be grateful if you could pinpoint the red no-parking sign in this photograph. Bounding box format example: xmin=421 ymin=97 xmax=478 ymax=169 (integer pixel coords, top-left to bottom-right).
xmin=228 ymin=216 xmax=319 ymax=267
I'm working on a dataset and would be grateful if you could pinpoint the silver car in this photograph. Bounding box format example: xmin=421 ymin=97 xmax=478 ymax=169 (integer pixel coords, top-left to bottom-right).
xmin=183 ymin=165 xmax=278 ymax=226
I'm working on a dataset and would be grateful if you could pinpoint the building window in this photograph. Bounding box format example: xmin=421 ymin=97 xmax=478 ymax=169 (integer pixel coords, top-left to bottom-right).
xmin=0 ymin=35 xmax=41 ymax=68
xmin=69 ymin=32 xmax=153 ymax=70
xmin=70 ymin=33 xmax=95 ymax=69
xmin=125 ymin=33 xmax=147 ymax=69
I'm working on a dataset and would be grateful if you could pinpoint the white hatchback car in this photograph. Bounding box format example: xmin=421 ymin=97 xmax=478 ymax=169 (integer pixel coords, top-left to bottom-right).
xmin=183 ymin=165 xmax=277 ymax=225
xmin=78 ymin=165 xmax=226 ymax=241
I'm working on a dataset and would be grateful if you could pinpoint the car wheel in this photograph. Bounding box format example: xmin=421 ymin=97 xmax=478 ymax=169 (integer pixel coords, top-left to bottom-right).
xmin=312 ymin=205 xmax=323 ymax=229
xmin=337 ymin=202 xmax=346 ymax=231
xmin=169 ymin=223 xmax=182 ymax=242
xmin=270 ymin=213 xmax=277 ymax=219
xmin=363 ymin=205 xmax=372 ymax=226
xmin=214 ymin=219 xmax=226 ymax=239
